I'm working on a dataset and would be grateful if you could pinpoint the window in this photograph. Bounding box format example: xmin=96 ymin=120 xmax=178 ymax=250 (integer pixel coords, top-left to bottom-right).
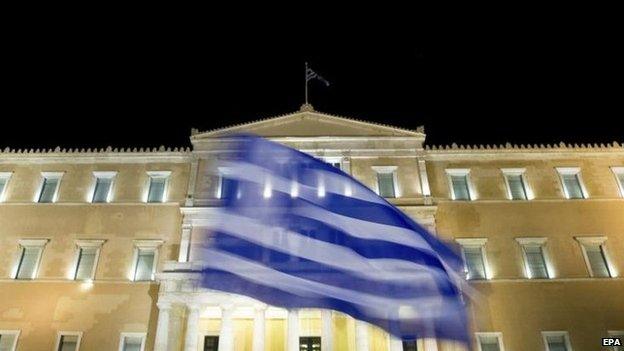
xmin=612 ymin=167 xmax=624 ymax=197
xmin=13 ymin=239 xmax=48 ymax=280
xmin=501 ymin=168 xmax=529 ymax=200
xmin=55 ymin=332 xmax=82 ymax=351
xmin=118 ymin=333 xmax=146 ymax=351
xmin=0 ymin=172 xmax=12 ymax=202
xmin=403 ymin=340 xmax=418 ymax=351
xmin=146 ymin=171 xmax=171 ymax=203
xmin=0 ymin=330 xmax=20 ymax=351
xmin=372 ymin=166 xmax=398 ymax=198
xmin=556 ymin=168 xmax=586 ymax=199
xmin=446 ymin=169 xmax=472 ymax=201
xmin=476 ymin=333 xmax=504 ymax=351
xmin=203 ymin=336 xmax=219 ymax=351
xmin=37 ymin=172 xmax=63 ymax=203
xmin=132 ymin=240 xmax=163 ymax=281
xmin=299 ymin=336 xmax=321 ymax=351
xmin=91 ymin=171 xmax=116 ymax=203
xmin=576 ymin=236 xmax=613 ymax=278
xmin=73 ymin=240 xmax=104 ymax=281
xmin=323 ymin=157 xmax=343 ymax=170
xmin=542 ymin=331 xmax=572 ymax=351
xmin=608 ymin=331 xmax=624 ymax=351
xmin=218 ymin=176 xmax=237 ymax=200
xmin=456 ymin=238 xmax=489 ymax=280
xmin=516 ymin=237 xmax=550 ymax=279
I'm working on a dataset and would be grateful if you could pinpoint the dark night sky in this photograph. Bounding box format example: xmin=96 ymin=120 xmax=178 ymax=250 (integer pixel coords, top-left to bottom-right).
xmin=3 ymin=16 xmax=623 ymax=149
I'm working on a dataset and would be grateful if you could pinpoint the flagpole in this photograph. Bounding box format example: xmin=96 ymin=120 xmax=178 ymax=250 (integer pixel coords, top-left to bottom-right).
xmin=304 ymin=62 xmax=309 ymax=105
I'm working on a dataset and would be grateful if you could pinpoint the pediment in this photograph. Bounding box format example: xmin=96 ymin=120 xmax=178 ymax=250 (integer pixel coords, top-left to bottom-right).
xmin=192 ymin=108 xmax=424 ymax=139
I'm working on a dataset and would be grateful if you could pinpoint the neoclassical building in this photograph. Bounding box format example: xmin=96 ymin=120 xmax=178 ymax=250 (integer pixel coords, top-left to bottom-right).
xmin=0 ymin=106 xmax=622 ymax=351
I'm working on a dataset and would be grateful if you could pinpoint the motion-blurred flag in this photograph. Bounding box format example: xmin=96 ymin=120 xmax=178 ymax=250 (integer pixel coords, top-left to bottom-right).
xmin=198 ymin=135 xmax=469 ymax=342
xmin=306 ymin=63 xmax=330 ymax=86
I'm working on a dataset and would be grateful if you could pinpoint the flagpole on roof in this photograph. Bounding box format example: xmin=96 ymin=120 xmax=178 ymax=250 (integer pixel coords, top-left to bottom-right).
xmin=304 ymin=62 xmax=309 ymax=105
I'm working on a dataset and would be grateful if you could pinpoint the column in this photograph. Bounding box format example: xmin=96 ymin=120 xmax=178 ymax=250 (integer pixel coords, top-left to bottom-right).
xmin=252 ymin=304 xmax=266 ymax=351
xmin=218 ymin=305 xmax=235 ymax=351
xmin=321 ymin=309 xmax=333 ymax=351
xmin=287 ymin=308 xmax=300 ymax=351
xmin=424 ymin=338 xmax=439 ymax=351
xmin=184 ymin=303 xmax=201 ymax=351
xmin=355 ymin=320 xmax=370 ymax=351
xmin=388 ymin=335 xmax=403 ymax=351
xmin=154 ymin=302 xmax=172 ymax=351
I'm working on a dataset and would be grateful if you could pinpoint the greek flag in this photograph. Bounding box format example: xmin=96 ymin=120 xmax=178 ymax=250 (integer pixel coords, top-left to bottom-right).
xmin=199 ymin=135 xmax=469 ymax=342
xmin=306 ymin=63 xmax=330 ymax=86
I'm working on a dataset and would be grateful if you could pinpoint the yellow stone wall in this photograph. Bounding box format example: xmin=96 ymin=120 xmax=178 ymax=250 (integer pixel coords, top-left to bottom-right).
xmin=0 ymin=158 xmax=189 ymax=350
xmin=0 ymin=143 xmax=622 ymax=350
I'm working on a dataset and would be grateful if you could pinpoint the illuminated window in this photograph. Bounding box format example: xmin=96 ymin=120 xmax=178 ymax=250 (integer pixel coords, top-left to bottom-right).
xmin=203 ymin=336 xmax=219 ymax=351
xmin=323 ymin=157 xmax=343 ymax=170
xmin=446 ymin=169 xmax=472 ymax=201
xmin=612 ymin=167 xmax=624 ymax=197
xmin=0 ymin=172 xmax=12 ymax=202
xmin=73 ymin=240 xmax=104 ymax=281
xmin=542 ymin=331 xmax=572 ymax=351
xmin=516 ymin=237 xmax=550 ymax=279
xmin=476 ymin=332 xmax=504 ymax=351
xmin=13 ymin=239 xmax=48 ymax=280
xmin=119 ymin=333 xmax=146 ymax=351
xmin=55 ymin=332 xmax=81 ymax=351
xmin=132 ymin=240 xmax=163 ymax=281
xmin=402 ymin=340 xmax=418 ymax=351
xmin=37 ymin=172 xmax=63 ymax=203
xmin=91 ymin=171 xmax=116 ymax=203
xmin=501 ymin=168 xmax=528 ymax=200
xmin=299 ymin=336 xmax=321 ymax=351
xmin=146 ymin=171 xmax=171 ymax=203
xmin=576 ymin=237 xmax=613 ymax=278
xmin=372 ymin=166 xmax=398 ymax=198
xmin=556 ymin=168 xmax=587 ymax=199
xmin=218 ymin=176 xmax=237 ymax=199
xmin=0 ymin=330 xmax=20 ymax=351
xmin=456 ymin=238 xmax=489 ymax=280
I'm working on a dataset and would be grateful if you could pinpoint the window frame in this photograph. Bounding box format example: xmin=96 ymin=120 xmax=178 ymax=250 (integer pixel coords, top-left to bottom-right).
xmin=475 ymin=332 xmax=505 ymax=351
xmin=90 ymin=171 xmax=117 ymax=203
xmin=501 ymin=168 xmax=530 ymax=200
xmin=36 ymin=172 xmax=64 ymax=203
xmin=145 ymin=171 xmax=171 ymax=203
xmin=323 ymin=156 xmax=345 ymax=172
xmin=515 ymin=237 xmax=552 ymax=279
xmin=611 ymin=167 xmax=624 ymax=198
xmin=71 ymin=240 xmax=105 ymax=281
xmin=542 ymin=331 xmax=572 ymax=351
xmin=0 ymin=329 xmax=20 ymax=351
xmin=372 ymin=166 xmax=399 ymax=198
xmin=131 ymin=240 xmax=164 ymax=282
xmin=118 ymin=332 xmax=146 ymax=351
xmin=12 ymin=239 xmax=48 ymax=280
xmin=54 ymin=331 xmax=83 ymax=351
xmin=575 ymin=236 xmax=615 ymax=278
xmin=455 ymin=238 xmax=490 ymax=280
xmin=556 ymin=167 xmax=588 ymax=199
xmin=200 ymin=333 xmax=220 ymax=351
xmin=0 ymin=172 xmax=12 ymax=202
xmin=446 ymin=168 xmax=474 ymax=201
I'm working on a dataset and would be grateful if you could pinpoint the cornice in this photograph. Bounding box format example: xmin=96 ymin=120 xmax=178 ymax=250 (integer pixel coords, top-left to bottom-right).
xmin=425 ymin=141 xmax=623 ymax=153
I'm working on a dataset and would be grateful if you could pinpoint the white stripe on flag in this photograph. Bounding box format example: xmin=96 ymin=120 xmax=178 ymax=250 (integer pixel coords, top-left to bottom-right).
xmin=200 ymin=247 xmax=456 ymax=320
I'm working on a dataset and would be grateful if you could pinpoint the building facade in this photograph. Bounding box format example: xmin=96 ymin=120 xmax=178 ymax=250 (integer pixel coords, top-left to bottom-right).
xmin=0 ymin=106 xmax=622 ymax=351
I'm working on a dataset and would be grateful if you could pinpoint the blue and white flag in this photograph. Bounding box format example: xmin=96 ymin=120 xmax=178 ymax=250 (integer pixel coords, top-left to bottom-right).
xmin=199 ymin=135 xmax=469 ymax=342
